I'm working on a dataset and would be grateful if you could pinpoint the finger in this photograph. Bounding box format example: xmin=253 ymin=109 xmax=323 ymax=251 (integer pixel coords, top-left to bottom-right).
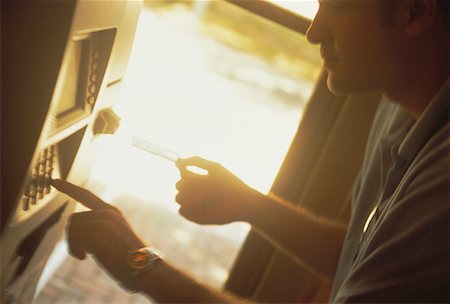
xmin=175 ymin=180 xmax=183 ymax=191
xmin=70 ymin=219 xmax=115 ymax=234
xmin=51 ymin=179 xmax=112 ymax=210
xmin=176 ymin=156 xmax=217 ymax=171
xmin=67 ymin=215 xmax=87 ymax=259
xmin=175 ymin=174 xmax=207 ymax=191
xmin=178 ymin=166 xmax=196 ymax=178
xmin=175 ymin=191 xmax=206 ymax=206
xmin=68 ymin=232 xmax=103 ymax=258
xmin=70 ymin=209 xmax=120 ymax=224
xmin=69 ymin=209 xmax=144 ymax=247
xmin=67 ymin=231 xmax=87 ymax=260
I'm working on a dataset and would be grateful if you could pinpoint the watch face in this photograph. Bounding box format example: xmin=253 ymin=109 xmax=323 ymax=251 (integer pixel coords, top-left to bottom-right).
xmin=128 ymin=250 xmax=155 ymax=270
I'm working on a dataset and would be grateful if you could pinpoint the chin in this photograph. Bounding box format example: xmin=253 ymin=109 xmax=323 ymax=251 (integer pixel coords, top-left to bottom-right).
xmin=326 ymin=75 xmax=349 ymax=96
xmin=326 ymin=72 xmax=373 ymax=96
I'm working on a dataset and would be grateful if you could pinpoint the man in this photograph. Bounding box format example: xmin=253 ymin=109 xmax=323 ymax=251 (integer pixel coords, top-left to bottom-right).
xmin=53 ymin=0 xmax=449 ymax=302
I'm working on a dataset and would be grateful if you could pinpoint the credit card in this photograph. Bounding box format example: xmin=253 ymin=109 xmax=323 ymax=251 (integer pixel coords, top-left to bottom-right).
xmin=131 ymin=136 xmax=208 ymax=175
xmin=131 ymin=136 xmax=179 ymax=162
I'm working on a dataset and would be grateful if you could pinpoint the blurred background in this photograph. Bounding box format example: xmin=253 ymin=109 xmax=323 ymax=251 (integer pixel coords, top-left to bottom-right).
xmin=35 ymin=1 xmax=321 ymax=303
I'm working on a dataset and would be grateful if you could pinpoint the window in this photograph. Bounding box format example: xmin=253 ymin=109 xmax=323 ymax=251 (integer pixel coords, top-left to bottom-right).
xmin=91 ymin=0 xmax=322 ymax=289
xmin=266 ymin=0 xmax=319 ymax=19
xmin=37 ymin=1 xmax=322 ymax=302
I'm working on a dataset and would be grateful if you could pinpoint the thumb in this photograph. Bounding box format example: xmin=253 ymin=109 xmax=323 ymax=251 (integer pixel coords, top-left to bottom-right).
xmin=176 ymin=156 xmax=218 ymax=171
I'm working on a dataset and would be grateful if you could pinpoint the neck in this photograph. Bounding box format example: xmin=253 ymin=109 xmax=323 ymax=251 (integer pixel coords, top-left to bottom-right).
xmin=383 ymin=33 xmax=449 ymax=119
xmin=384 ymin=71 xmax=447 ymax=120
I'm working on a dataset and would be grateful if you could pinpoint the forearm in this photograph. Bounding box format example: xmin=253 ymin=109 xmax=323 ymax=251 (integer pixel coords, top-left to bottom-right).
xmin=242 ymin=190 xmax=347 ymax=281
xmin=135 ymin=259 xmax=248 ymax=303
xmin=174 ymin=157 xmax=346 ymax=280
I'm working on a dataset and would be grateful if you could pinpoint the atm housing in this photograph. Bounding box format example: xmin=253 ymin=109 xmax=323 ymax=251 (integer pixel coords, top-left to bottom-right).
xmin=1 ymin=1 xmax=141 ymax=302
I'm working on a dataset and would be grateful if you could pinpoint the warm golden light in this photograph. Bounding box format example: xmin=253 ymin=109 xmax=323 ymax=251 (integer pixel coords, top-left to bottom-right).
xmin=87 ymin=1 xmax=321 ymax=288
xmin=266 ymin=0 xmax=319 ymax=20
xmin=90 ymin=7 xmax=309 ymax=204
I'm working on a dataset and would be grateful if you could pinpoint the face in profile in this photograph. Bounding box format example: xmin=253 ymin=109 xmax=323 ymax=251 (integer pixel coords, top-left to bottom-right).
xmin=306 ymin=1 xmax=405 ymax=96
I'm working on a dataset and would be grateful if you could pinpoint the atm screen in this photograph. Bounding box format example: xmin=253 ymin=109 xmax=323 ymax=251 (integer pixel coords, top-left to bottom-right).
xmin=55 ymin=40 xmax=83 ymax=117
xmin=54 ymin=37 xmax=92 ymax=128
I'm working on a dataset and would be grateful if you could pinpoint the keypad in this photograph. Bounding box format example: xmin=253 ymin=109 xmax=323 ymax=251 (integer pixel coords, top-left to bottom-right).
xmin=22 ymin=146 xmax=56 ymax=210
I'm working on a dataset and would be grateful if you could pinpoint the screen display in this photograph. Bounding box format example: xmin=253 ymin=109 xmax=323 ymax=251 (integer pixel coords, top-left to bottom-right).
xmin=55 ymin=40 xmax=84 ymax=117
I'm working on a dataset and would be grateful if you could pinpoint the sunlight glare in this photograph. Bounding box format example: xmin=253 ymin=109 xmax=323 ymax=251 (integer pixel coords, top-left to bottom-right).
xmin=86 ymin=4 xmax=320 ymax=288
xmin=266 ymin=0 xmax=319 ymax=20
xmin=89 ymin=8 xmax=304 ymax=209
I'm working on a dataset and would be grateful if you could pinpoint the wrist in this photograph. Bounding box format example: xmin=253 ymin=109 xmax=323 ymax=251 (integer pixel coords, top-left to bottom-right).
xmin=238 ymin=188 xmax=265 ymax=223
xmin=119 ymin=246 xmax=164 ymax=293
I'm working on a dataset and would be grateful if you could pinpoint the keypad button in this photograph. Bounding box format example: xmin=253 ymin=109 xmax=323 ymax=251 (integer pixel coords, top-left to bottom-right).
xmin=88 ymin=84 xmax=96 ymax=94
xmin=32 ymin=172 xmax=39 ymax=181
xmin=36 ymin=182 xmax=44 ymax=200
xmin=29 ymin=185 xmax=37 ymax=198
xmin=46 ymin=160 xmax=52 ymax=172
xmin=87 ymin=95 xmax=96 ymax=105
xmin=22 ymin=196 xmax=30 ymax=210
xmin=90 ymin=73 xmax=98 ymax=82
xmin=38 ymin=163 xmax=45 ymax=176
xmin=24 ymin=145 xmax=56 ymax=207
xmin=37 ymin=191 xmax=44 ymax=200
xmin=44 ymin=185 xmax=51 ymax=195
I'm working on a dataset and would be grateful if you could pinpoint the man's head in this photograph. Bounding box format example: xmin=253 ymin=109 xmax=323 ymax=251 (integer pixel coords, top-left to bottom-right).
xmin=379 ymin=0 xmax=448 ymax=29
xmin=306 ymin=0 xmax=449 ymax=98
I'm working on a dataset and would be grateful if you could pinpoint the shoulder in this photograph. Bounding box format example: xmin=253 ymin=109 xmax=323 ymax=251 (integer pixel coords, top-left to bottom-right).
xmin=336 ymin=124 xmax=449 ymax=303
xmin=379 ymin=120 xmax=449 ymax=241
xmin=402 ymin=120 xmax=449 ymax=198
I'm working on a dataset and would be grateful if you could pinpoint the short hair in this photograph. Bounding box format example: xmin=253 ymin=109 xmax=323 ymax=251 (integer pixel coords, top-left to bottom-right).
xmin=380 ymin=0 xmax=449 ymax=31
xmin=436 ymin=0 xmax=448 ymax=31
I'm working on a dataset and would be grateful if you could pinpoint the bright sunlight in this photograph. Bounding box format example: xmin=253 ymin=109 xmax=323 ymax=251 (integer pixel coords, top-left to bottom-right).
xmin=266 ymin=0 xmax=319 ymax=20
xmin=87 ymin=1 xmax=321 ymax=288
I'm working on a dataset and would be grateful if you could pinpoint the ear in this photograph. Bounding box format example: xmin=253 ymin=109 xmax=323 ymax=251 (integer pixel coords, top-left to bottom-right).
xmin=405 ymin=0 xmax=437 ymax=36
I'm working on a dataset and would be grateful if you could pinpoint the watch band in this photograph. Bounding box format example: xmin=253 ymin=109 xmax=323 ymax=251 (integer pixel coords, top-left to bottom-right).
xmin=120 ymin=246 xmax=163 ymax=293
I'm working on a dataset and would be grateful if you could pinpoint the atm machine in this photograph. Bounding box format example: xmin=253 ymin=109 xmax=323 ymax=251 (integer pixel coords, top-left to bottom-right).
xmin=1 ymin=1 xmax=141 ymax=302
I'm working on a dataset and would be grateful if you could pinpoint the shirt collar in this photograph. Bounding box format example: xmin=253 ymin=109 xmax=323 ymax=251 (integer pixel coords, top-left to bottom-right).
xmin=398 ymin=78 xmax=450 ymax=160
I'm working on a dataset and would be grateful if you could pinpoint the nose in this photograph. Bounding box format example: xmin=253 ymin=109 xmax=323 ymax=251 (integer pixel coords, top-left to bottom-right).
xmin=306 ymin=7 xmax=330 ymax=45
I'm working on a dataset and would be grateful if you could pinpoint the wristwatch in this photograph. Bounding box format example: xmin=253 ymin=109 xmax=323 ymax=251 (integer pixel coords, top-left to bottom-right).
xmin=120 ymin=247 xmax=163 ymax=293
